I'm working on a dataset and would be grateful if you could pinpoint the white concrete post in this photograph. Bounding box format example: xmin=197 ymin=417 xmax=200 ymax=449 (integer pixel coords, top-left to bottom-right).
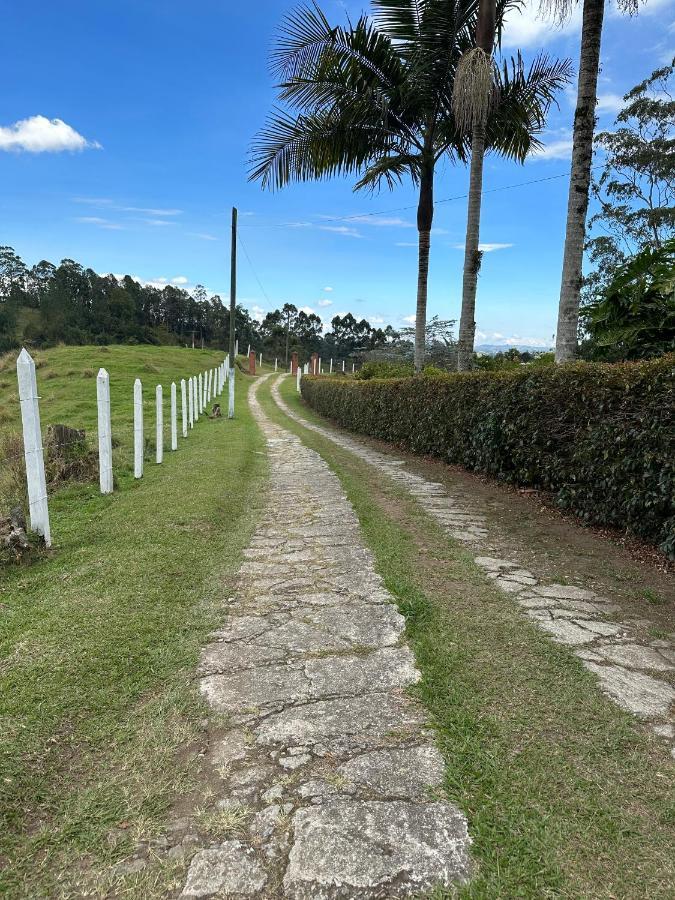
xmin=203 ymin=370 xmax=208 ymax=407
xmin=156 ymin=385 xmax=163 ymax=464
xmin=235 ymin=339 xmax=238 ymax=357
xmin=170 ymin=382 xmax=178 ymax=451
xmin=16 ymin=349 xmax=51 ymax=545
xmin=296 ymin=368 xmax=301 ymax=392
xmin=228 ymin=366 xmax=235 ymax=419
xmin=330 ymin=358 xmax=333 ymax=373
xmin=225 ymin=355 xmax=230 ymax=381
xmin=342 ymin=360 xmax=345 ymax=372
xmin=96 ymin=367 xmax=113 ymax=495
xmin=318 ymin=357 xmax=322 ymax=374
xmin=195 ymin=375 xmax=200 ymax=420
xmin=188 ymin=377 xmax=194 ymax=428
xmin=134 ymin=378 xmax=143 ymax=479
xmin=259 ymin=353 xmax=262 ymax=367
xmin=352 ymin=362 xmax=355 ymax=373
xmin=198 ymin=373 xmax=203 ymax=414
xmin=247 ymin=343 xmax=250 ymax=355
xmin=181 ymin=378 xmax=188 ymax=437
xmin=274 ymin=358 xmax=278 ymax=372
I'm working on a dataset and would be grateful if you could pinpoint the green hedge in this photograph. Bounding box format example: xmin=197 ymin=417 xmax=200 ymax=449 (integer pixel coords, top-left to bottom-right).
xmin=301 ymin=356 xmax=675 ymax=557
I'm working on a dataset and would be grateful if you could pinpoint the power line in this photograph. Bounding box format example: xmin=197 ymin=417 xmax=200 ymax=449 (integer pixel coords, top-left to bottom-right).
xmin=239 ymin=166 xmax=590 ymax=230
xmin=238 ymin=232 xmax=272 ymax=305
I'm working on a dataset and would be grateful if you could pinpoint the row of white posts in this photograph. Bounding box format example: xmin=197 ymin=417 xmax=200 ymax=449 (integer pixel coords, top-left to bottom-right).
xmin=16 ymin=349 xmax=231 ymax=548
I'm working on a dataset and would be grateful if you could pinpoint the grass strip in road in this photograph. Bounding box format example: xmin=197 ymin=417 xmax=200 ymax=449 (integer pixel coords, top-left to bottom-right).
xmin=0 ymin=369 xmax=266 ymax=898
xmin=261 ymin=375 xmax=675 ymax=900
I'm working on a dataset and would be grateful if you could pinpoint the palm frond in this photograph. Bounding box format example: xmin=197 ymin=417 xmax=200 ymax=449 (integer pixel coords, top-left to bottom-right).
xmin=354 ymin=153 xmax=422 ymax=191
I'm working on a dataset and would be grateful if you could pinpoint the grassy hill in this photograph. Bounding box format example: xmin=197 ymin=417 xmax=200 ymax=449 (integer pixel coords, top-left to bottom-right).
xmin=0 ymin=345 xmax=267 ymax=897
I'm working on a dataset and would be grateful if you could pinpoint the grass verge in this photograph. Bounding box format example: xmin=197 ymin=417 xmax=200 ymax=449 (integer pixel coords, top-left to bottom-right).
xmin=259 ymin=375 xmax=675 ymax=900
xmin=0 ymin=359 xmax=266 ymax=898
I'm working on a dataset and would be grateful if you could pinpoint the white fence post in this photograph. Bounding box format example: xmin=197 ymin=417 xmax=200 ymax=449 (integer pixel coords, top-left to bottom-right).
xmin=202 ymin=370 xmax=207 ymax=408
xmin=225 ymin=354 xmax=230 ymax=381
xmin=330 ymin=358 xmax=333 ymax=373
xmin=207 ymin=369 xmax=212 ymax=402
xmin=198 ymin=373 xmax=203 ymax=414
xmin=274 ymin=358 xmax=278 ymax=372
xmin=228 ymin=364 xmax=235 ymax=419
xmin=181 ymin=379 xmax=188 ymax=437
xmin=96 ymin=367 xmax=113 ymax=495
xmin=171 ymin=382 xmax=178 ymax=451
xmin=259 ymin=353 xmax=262 ymax=368
xmin=235 ymin=339 xmax=238 ymax=357
xmin=352 ymin=362 xmax=355 ymax=373
xmin=16 ymin=349 xmax=51 ymax=546
xmin=156 ymin=385 xmax=163 ymax=464
xmin=296 ymin=368 xmax=301 ymax=392
xmin=134 ymin=378 xmax=143 ymax=479
xmin=188 ymin=377 xmax=194 ymax=428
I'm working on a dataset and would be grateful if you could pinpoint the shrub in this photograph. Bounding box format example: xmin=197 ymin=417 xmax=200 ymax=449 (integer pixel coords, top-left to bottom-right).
xmin=302 ymin=356 xmax=675 ymax=557
xmin=355 ymin=360 xmax=414 ymax=380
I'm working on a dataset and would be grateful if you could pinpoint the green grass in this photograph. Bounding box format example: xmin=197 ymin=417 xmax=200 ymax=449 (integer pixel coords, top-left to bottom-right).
xmin=0 ymin=346 xmax=267 ymax=897
xmin=262 ymin=374 xmax=675 ymax=900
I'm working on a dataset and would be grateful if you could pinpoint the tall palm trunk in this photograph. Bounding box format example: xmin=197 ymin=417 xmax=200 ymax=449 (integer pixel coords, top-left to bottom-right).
xmin=555 ymin=0 xmax=605 ymax=362
xmin=457 ymin=121 xmax=486 ymax=371
xmin=414 ymin=160 xmax=434 ymax=373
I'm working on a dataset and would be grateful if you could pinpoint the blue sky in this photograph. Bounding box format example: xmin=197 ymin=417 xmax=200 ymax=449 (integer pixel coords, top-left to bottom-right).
xmin=1 ymin=0 xmax=673 ymax=347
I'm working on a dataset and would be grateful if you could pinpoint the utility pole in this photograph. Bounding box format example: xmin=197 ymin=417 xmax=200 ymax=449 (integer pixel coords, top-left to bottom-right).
xmin=228 ymin=207 xmax=237 ymax=419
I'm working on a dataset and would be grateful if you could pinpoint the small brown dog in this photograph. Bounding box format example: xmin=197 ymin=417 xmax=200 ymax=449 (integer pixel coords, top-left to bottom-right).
xmin=210 ymin=403 xmax=222 ymax=418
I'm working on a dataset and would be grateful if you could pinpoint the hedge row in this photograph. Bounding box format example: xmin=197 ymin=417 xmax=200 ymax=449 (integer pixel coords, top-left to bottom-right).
xmin=301 ymin=356 xmax=675 ymax=557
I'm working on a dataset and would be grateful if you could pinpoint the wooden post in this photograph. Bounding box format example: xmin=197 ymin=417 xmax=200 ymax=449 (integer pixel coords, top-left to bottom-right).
xmin=181 ymin=378 xmax=188 ymax=437
xmin=310 ymin=353 xmax=318 ymax=375
xmin=171 ymin=382 xmax=178 ymax=450
xmin=249 ymin=350 xmax=256 ymax=375
xmin=96 ymin=367 xmax=113 ymax=494
xmin=188 ymin=377 xmax=194 ymax=428
xmin=134 ymin=378 xmax=143 ymax=479
xmin=16 ymin=349 xmax=51 ymax=545
xmin=156 ymin=385 xmax=163 ymax=464
xmin=291 ymin=351 xmax=298 ymax=374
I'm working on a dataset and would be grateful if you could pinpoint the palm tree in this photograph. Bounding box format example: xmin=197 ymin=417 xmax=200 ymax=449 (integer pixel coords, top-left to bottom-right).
xmin=549 ymin=0 xmax=638 ymax=363
xmin=250 ymin=0 xmax=571 ymax=372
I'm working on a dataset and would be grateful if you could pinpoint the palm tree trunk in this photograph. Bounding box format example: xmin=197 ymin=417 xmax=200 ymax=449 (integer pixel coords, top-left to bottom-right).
xmin=457 ymin=121 xmax=486 ymax=371
xmin=555 ymin=0 xmax=605 ymax=363
xmin=414 ymin=162 xmax=434 ymax=373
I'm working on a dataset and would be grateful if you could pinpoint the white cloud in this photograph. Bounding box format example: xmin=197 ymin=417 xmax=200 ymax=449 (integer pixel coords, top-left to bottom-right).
xmin=75 ymin=216 xmax=123 ymax=230
xmin=187 ymin=232 xmax=219 ymax=241
xmin=346 ymin=215 xmax=413 ymax=228
xmin=395 ymin=241 xmax=417 ymax=247
xmin=402 ymin=315 xmax=416 ymax=325
xmin=369 ymin=315 xmax=385 ymax=324
xmin=318 ymin=225 xmax=362 ymax=237
xmin=596 ymin=93 xmax=624 ymax=115
xmin=299 ymin=305 xmax=316 ymax=315
xmin=142 ymin=218 xmax=176 ymax=227
xmin=530 ymin=131 xmax=574 ymax=161
xmin=0 ymin=115 xmax=101 ymax=153
xmin=323 ymin=286 xmax=333 ymax=292
xmin=318 ymin=299 xmax=333 ymax=307
xmin=171 ymin=276 xmax=188 ymax=285
xmin=452 ymin=242 xmax=513 ymax=252
xmin=501 ymin=1 xmax=581 ymax=49
xmin=122 ymin=206 xmax=182 ymax=216
xmin=250 ymin=304 xmax=266 ymax=323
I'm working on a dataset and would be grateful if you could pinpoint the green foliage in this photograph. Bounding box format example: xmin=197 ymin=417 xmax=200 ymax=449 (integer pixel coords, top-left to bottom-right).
xmin=302 ymin=357 xmax=675 ymax=556
xmin=583 ymin=239 xmax=675 ymax=360
xmin=355 ymin=360 xmax=415 ymax=380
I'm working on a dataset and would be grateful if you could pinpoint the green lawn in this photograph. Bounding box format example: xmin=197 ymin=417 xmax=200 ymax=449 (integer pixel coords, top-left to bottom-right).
xmin=0 ymin=347 xmax=267 ymax=897
xmin=263 ymin=374 xmax=675 ymax=900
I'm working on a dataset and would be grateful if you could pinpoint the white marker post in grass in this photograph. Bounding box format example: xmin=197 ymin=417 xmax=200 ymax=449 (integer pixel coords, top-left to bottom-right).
xmin=259 ymin=353 xmax=262 ymax=368
xmin=203 ymin=370 xmax=208 ymax=407
xmin=188 ymin=377 xmax=194 ymax=428
xmin=194 ymin=375 xmax=200 ymax=420
xmin=96 ymin=367 xmax=113 ymax=495
xmin=156 ymin=385 xmax=163 ymax=464
xmin=134 ymin=378 xmax=143 ymax=479
xmin=170 ymin=382 xmax=178 ymax=451
xmin=206 ymin=369 xmax=211 ymax=404
xmin=225 ymin=354 xmax=230 ymax=381
xmin=228 ymin=365 xmax=235 ymax=418
xmin=198 ymin=373 xmax=203 ymax=414
xmin=296 ymin=368 xmax=301 ymax=392
xmin=329 ymin=358 xmax=333 ymax=374
xmin=16 ymin=348 xmax=51 ymax=546
xmin=342 ymin=360 xmax=345 ymax=372
xmin=274 ymin=358 xmax=278 ymax=372
xmin=235 ymin=339 xmax=239 ymax=357
xmin=352 ymin=362 xmax=355 ymax=373
xmin=181 ymin=378 xmax=188 ymax=437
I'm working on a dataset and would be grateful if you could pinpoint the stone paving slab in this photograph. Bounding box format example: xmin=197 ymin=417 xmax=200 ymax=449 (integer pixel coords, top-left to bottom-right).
xmin=271 ymin=378 xmax=675 ymax=758
xmin=178 ymin=375 xmax=473 ymax=897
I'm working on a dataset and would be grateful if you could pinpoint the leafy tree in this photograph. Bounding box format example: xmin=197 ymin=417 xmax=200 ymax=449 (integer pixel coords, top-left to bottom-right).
xmin=581 ymin=238 xmax=675 ymax=360
xmin=250 ymin=0 xmax=570 ymax=372
xmin=585 ymin=59 xmax=675 ymax=298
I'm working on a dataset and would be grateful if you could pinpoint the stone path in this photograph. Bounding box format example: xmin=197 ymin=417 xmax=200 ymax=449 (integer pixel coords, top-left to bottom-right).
xmin=271 ymin=378 xmax=675 ymax=758
xmin=180 ymin=375 xmax=473 ymax=898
